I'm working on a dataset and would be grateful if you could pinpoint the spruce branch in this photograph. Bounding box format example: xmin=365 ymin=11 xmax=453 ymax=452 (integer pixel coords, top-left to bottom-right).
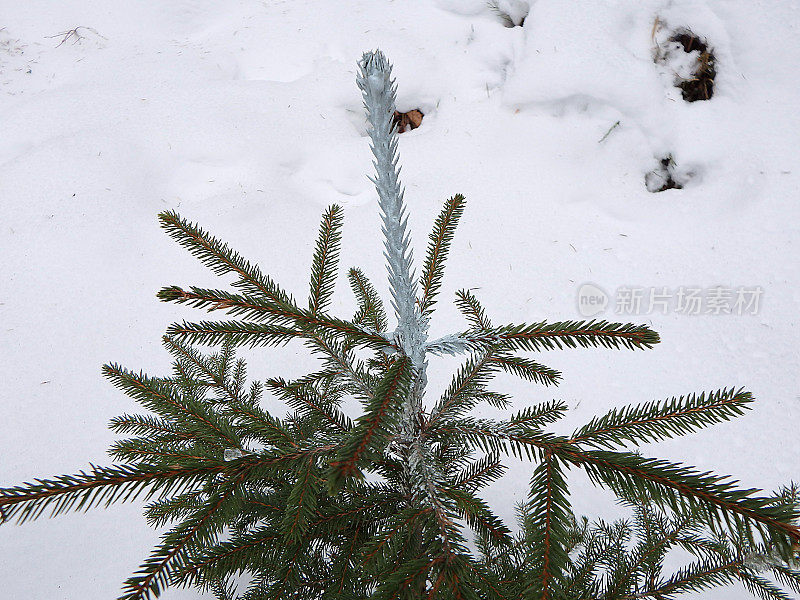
xmin=157 ymin=286 xmax=295 ymax=322
xmin=102 ymin=363 xmax=239 ymax=446
xmin=455 ymin=289 xmax=493 ymax=331
xmin=560 ymin=449 xmax=800 ymax=551
xmin=559 ymin=522 xmax=614 ymax=599
xmin=602 ymin=509 xmax=698 ymax=600
xmin=162 ymin=335 xmax=220 ymax=382
xmin=161 ymin=336 xmax=244 ymax=406
xmin=0 ymin=462 xmax=238 ymax=524
xmin=419 ymin=194 xmax=466 ymax=317
xmin=431 ymin=552 xmax=486 ymax=600
xmin=427 ymin=350 xmax=501 ymax=427
xmin=209 ymin=577 xmax=238 ymax=600
xmin=327 ymin=356 xmax=412 ymax=493
xmin=474 ymin=390 xmax=513 ymax=410
xmin=158 ymin=210 xmax=295 ymax=306
xmin=524 ymin=453 xmax=572 ymax=600
xmin=371 ymin=556 xmax=442 ymax=600
xmin=488 ymin=353 xmax=562 ymax=386
xmin=619 ymin=558 xmax=740 ymax=599
xmin=357 ymin=50 xmax=421 ymax=345
xmin=107 ymin=439 xmax=214 ymax=464
xmin=770 ymin=564 xmax=800 ymax=595
xmin=302 ymin=332 xmax=379 ymax=401
xmin=311 ymin=485 xmax=398 ymax=530
xmin=465 ymin=560 xmax=517 ymax=600
xmin=280 ymin=456 xmax=321 ymax=544
xmin=570 ymin=388 xmax=754 ymax=449
xmin=158 ymin=285 xmax=396 ymax=352
xmin=266 ymin=377 xmax=352 ymax=432
xmin=143 ymin=492 xmax=203 ymax=528
xmin=454 ymin=456 xmax=507 ymax=492
xmin=360 ymin=506 xmax=434 ymax=567
xmin=425 ymin=333 xmax=486 ymax=357
xmin=233 ymin=408 xmax=297 ymax=450
xmin=166 ymin=320 xmax=303 ymax=348
xmin=174 ymin=526 xmax=281 ymax=589
xmin=349 ymin=267 xmax=389 ymax=333
xmin=108 ymin=413 xmax=202 ymax=444
xmin=426 ymin=417 xmax=556 ymax=461
xmin=309 ymin=204 xmax=344 ymax=316
xmin=328 ymin=523 xmax=369 ymax=595
xmin=440 ymin=484 xmax=514 ymax=548
xmin=736 ymin=570 xmax=796 ymax=600
xmin=119 ymin=473 xmax=245 ymax=600
xmin=483 ymin=319 xmax=660 ymax=351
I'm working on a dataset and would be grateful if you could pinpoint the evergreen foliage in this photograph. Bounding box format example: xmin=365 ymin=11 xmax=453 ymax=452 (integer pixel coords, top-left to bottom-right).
xmin=486 ymin=485 xmax=800 ymax=600
xmin=1 ymin=50 xmax=798 ymax=600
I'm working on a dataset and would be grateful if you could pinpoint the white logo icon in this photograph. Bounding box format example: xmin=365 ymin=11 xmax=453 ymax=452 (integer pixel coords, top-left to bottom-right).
xmin=577 ymin=283 xmax=608 ymax=317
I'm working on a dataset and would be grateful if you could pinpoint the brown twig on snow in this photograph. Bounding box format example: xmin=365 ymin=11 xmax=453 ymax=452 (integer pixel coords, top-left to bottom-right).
xmin=46 ymin=26 xmax=106 ymax=48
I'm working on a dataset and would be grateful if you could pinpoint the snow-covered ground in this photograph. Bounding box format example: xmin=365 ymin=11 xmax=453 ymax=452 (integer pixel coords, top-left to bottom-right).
xmin=1 ymin=1 xmax=798 ymax=598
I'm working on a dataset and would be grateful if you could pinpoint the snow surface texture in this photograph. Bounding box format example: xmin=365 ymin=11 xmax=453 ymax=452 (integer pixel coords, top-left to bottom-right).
xmin=1 ymin=1 xmax=799 ymax=598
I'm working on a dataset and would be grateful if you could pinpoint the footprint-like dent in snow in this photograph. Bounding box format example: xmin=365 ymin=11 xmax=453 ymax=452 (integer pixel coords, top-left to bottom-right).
xmin=487 ymin=0 xmax=530 ymax=27
xmin=542 ymin=93 xmax=613 ymax=118
xmin=0 ymin=139 xmax=36 ymax=168
xmin=196 ymin=51 xmax=243 ymax=81
xmin=645 ymin=155 xmax=702 ymax=193
xmin=288 ymin=146 xmax=372 ymax=207
xmin=167 ymin=156 xmax=251 ymax=203
xmin=653 ymin=24 xmax=716 ymax=102
xmin=236 ymin=56 xmax=312 ymax=83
